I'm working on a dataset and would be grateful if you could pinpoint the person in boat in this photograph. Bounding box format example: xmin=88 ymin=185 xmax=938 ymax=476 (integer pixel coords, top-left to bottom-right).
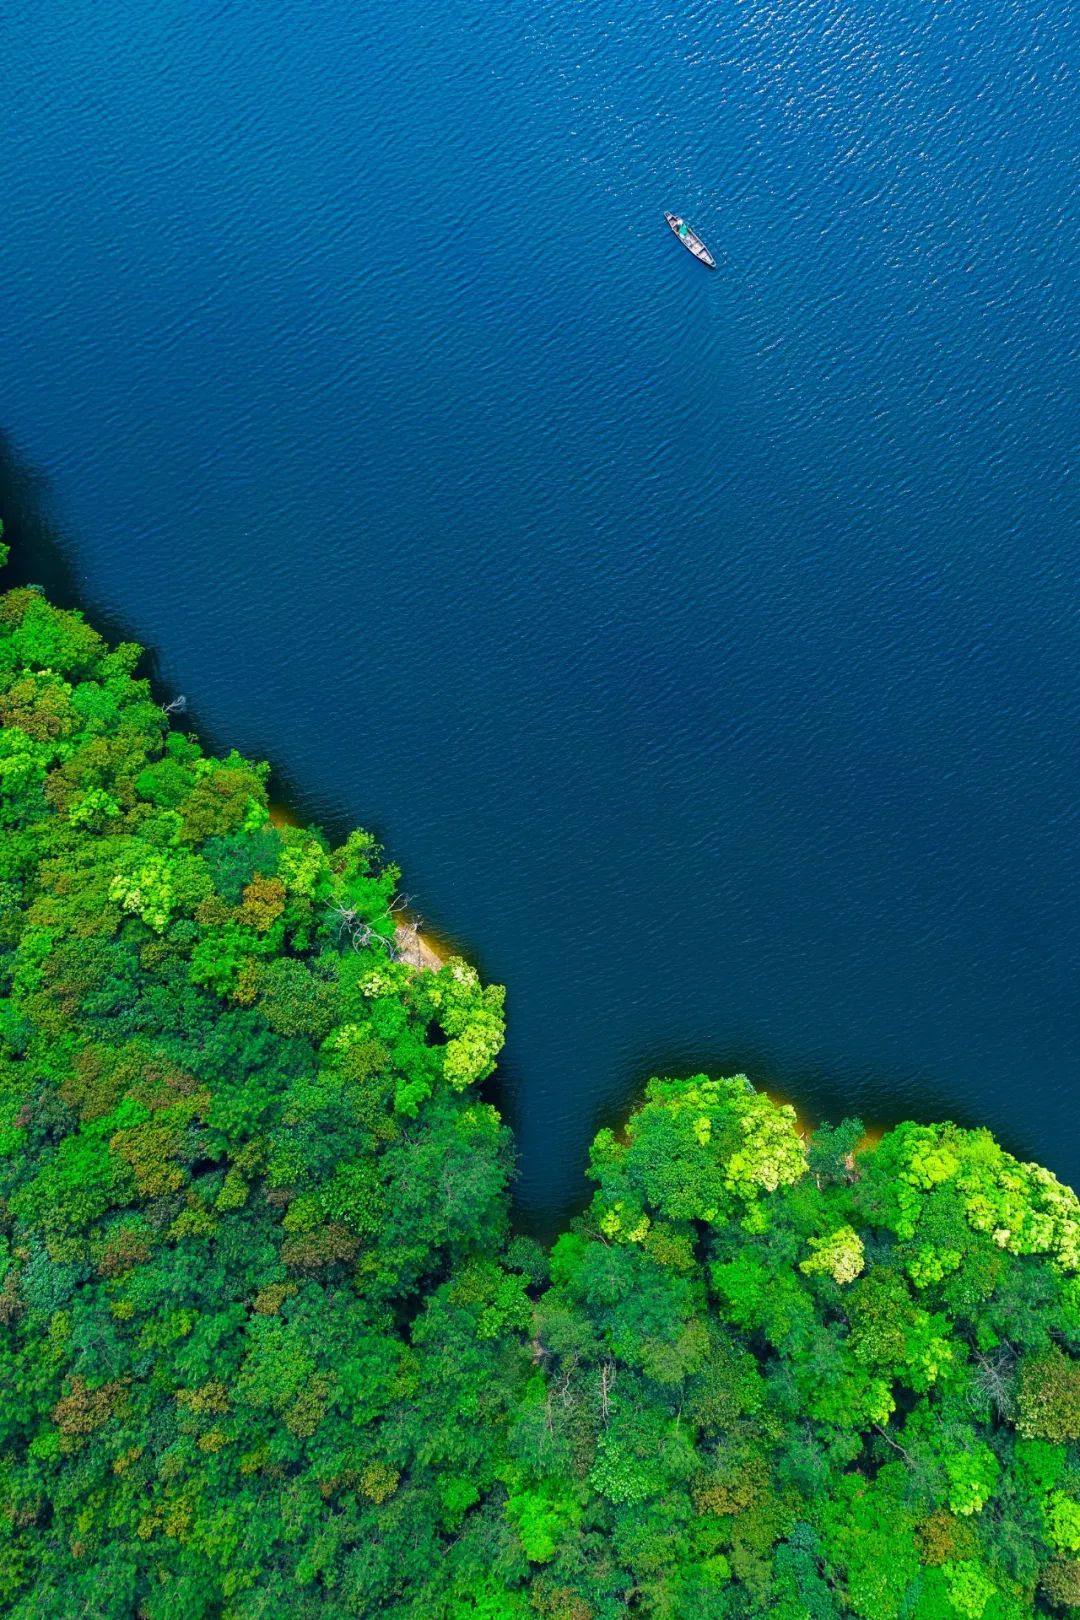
xmin=678 ymin=222 xmax=689 ymax=239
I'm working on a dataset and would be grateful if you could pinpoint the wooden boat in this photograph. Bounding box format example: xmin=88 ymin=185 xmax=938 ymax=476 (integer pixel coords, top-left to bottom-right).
xmin=664 ymin=212 xmax=716 ymax=268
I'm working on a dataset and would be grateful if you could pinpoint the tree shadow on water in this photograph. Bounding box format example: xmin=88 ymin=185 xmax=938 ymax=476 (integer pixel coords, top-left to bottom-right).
xmin=0 ymin=427 xmax=155 ymax=668
xmin=0 ymin=426 xmax=472 ymax=897
xmin=0 ymin=427 xmax=356 ymax=826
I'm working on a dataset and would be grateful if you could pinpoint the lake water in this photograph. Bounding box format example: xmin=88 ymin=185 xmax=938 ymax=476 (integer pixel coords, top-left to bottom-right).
xmin=2 ymin=0 xmax=1077 ymax=1229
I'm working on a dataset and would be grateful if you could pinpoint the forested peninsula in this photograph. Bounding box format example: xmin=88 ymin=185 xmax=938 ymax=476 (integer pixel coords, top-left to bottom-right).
xmin=2 ymin=552 xmax=1080 ymax=1620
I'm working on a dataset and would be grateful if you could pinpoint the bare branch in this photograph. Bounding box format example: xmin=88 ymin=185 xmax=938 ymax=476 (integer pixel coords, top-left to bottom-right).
xmin=600 ymin=1361 xmax=616 ymax=1425
xmin=970 ymin=1349 xmax=1017 ymax=1421
xmin=874 ymin=1423 xmax=914 ymax=1466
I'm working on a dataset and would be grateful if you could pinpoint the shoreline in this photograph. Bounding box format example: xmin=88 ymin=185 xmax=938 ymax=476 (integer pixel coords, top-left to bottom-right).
xmin=764 ymin=1086 xmax=886 ymax=1158
xmin=269 ymin=801 xmax=446 ymax=973
xmin=393 ymin=917 xmax=446 ymax=972
xmin=265 ymin=805 xmax=882 ymax=1143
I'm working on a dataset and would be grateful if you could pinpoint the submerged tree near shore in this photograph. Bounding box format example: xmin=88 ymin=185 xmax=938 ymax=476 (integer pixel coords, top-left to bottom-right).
xmin=0 ymin=559 xmax=1079 ymax=1618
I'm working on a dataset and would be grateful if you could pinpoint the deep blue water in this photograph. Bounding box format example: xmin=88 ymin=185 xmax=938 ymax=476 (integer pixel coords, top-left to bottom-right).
xmin=1 ymin=0 xmax=1077 ymax=1228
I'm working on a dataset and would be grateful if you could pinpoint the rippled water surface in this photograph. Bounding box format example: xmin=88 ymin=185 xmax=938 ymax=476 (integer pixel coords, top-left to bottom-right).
xmin=2 ymin=0 xmax=1077 ymax=1225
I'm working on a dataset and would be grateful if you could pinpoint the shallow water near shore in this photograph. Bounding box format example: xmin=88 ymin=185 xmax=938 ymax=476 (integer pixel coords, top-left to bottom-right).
xmin=2 ymin=0 xmax=1078 ymax=1230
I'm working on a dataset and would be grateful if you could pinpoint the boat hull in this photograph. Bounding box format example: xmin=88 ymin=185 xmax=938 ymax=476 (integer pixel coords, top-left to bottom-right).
xmin=664 ymin=211 xmax=716 ymax=268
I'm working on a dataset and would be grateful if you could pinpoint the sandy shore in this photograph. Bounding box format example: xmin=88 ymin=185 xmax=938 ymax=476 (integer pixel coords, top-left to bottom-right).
xmin=394 ymin=919 xmax=445 ymax=972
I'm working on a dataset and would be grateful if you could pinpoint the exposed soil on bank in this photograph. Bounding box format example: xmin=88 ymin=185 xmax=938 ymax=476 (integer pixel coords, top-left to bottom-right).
xmin=393 ymin=919 xmax=445 ymax=972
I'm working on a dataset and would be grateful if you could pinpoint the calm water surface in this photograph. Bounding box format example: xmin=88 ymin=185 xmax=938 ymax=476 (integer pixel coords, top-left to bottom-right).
xmin=2 ymin=0 xmax=1077 ymax=1227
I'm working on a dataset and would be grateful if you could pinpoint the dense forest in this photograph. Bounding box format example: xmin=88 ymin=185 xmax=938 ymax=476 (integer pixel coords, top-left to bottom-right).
xmin=1 ymin=546 xmax=1080 ymax=1618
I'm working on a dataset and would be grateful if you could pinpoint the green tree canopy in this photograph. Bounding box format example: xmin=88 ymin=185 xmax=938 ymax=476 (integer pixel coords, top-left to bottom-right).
xmin=0 ymin=570 xmax=1078 ymax=1618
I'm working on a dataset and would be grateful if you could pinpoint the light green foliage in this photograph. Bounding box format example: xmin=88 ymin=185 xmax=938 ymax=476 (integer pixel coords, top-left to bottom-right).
xmin=68 ymin=785 xmax=121 ymax=827
xmin=1045 ymin=1491 xmax=1080 ymax=1553
xmin=108 ymin=847 xmax=213 ymax=931
xmin=800 ymin=1224 xmax=865 ymax=1284
xmin=277 ymin=833 xmax=330 ymax=898
xmin=107 ymin=851 xmax=177 ymax=930
xmin=424 ymin=959 xmax=506 ymax=1090
xmin=505 ymin=1482 xmax=582 ymax=1561
xmin=874 ymin=1120 xmax=1080 ymax=1270
xmin=0 ymin=571 xmax=1077 ymax=1618
xmin=586 ymin=1074 xmax=806 ymax=1240
xmin=724 ymin=1092 xmax=808 ymax=1202
xmin=941 ymin=1559 xmax=997 ymax=1619
xmin=944 ymin=1444 xmax=1000 ymax=1517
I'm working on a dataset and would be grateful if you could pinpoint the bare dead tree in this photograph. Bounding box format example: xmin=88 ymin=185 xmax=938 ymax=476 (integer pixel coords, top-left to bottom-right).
xmin=327 ymin=900 xmax=402 ymax=961
xmin=397 ymin=913 xmax=430 ymax=967
xmin=544 ymin=1367 xmax=573 ymax=1440
xmin=325 ymin=890 xmax=438 ymax=968
xmin=970 ymin=1348 xmax=1017 ymax=1421
xmin=161 ymin=695 xmax=187 ymax=719
xmin=600 ymin=1361 xmax=616 ymax=1425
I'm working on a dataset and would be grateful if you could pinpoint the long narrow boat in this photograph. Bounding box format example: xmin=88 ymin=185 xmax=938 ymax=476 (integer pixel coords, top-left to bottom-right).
xmin=664 ymin=212 xmax=716 ymax=268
